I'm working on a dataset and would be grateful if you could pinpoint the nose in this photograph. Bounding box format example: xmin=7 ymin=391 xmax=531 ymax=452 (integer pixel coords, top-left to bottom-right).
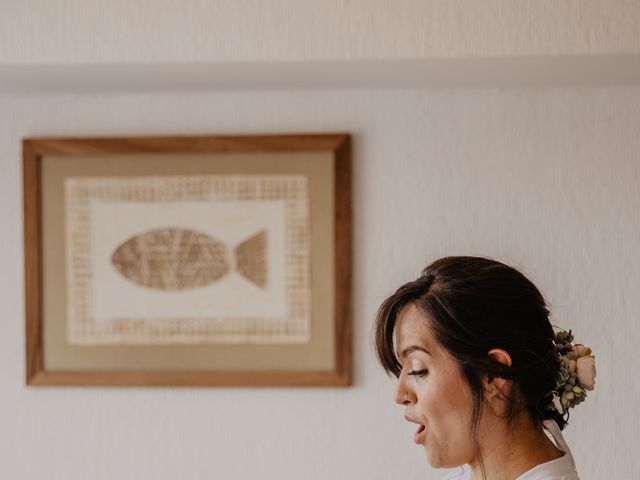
xmin=394 ymin=374 xmax=415 ymax=406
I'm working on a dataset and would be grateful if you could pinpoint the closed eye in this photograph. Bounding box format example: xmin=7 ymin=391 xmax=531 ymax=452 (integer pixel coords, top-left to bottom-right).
xmin=408 ymin=369 xmax=428 ymax=377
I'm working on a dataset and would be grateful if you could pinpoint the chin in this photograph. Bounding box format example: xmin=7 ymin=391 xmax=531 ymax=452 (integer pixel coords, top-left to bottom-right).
xmin=424 ymin=449 xmax=443 ymax=468
xmin=425 ymin=449 xmax=462 ymax=470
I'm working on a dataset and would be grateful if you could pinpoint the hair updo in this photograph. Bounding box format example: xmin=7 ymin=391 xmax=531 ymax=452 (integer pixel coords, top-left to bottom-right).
xmin=374 ymin=256 xmax=567 ymax=434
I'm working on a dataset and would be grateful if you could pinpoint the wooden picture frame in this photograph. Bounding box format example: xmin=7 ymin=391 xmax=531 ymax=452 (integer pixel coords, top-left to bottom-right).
xmin=23 ymin=133 xmax=351 ymax=387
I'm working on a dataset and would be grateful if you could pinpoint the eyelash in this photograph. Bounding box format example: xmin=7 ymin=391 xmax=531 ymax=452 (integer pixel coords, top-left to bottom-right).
xmin=408 ymin=369 xmax=428 ymax=378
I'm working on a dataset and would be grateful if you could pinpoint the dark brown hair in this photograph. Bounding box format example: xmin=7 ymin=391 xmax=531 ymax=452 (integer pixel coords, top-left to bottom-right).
xmin=374 ymin=256 xmax=563 ymax=476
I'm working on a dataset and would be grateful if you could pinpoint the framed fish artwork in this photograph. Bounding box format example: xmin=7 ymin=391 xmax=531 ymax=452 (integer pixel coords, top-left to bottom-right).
xmin=23 ymin=133 xmax=351 ymax=387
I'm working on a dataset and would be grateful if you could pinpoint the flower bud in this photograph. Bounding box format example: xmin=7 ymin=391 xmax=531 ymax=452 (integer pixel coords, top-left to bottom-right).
xmin=576 ymin=355 xmax=596 ymax=391
xmin=573 ymin=344 xmax=592 ymax=358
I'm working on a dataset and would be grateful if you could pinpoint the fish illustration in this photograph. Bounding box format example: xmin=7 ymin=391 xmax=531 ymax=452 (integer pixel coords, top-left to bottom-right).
xmin=111 ymin=227 xmax=267 ymax=291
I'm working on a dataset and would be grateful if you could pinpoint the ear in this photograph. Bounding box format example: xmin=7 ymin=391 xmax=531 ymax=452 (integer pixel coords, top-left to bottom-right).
xmin=488 ymin=348 xmax=512 ymax=368
xmin=484 ymin=348 xmax=513 ymax=398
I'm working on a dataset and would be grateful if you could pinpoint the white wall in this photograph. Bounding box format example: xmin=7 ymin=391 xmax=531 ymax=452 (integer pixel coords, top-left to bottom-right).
xmin=3 ymin=0 xmax=640 ymax=63
xmin=1 ymin=87 xmax=638 ymax=479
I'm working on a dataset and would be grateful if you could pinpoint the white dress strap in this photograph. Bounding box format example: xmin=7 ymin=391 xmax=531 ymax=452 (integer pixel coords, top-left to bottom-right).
xmin=542 ymin=419 xmax=578 ymax=474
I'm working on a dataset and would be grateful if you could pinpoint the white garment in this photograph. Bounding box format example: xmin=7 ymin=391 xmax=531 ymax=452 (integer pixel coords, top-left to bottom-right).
xmin=441 ymin=420 xmax=579 ymax=480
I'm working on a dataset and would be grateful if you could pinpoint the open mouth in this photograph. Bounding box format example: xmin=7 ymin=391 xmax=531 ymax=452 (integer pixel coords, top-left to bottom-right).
xmin=414 ymin=424 xmax=426 ymax=444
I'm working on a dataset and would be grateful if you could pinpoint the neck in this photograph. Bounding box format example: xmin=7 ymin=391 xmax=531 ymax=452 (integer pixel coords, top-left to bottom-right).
xmin=468 ymin=414 xmax=564 ymax=480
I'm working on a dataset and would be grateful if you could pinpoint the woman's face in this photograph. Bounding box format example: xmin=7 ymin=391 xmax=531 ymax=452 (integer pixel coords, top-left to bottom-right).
xmin=394 ymin=303 xmax=477 ymax=468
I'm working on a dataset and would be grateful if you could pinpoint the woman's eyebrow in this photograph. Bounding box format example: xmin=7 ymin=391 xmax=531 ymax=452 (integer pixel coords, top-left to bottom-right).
xmin=398 ymin=345 xmax=432 ymax=358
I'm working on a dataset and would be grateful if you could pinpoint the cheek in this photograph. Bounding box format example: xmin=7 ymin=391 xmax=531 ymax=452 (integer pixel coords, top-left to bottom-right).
xmin=419 ymin=379 xmax=476 ymax=467
xmin=418 ymin=376 xmax=474 ymax=430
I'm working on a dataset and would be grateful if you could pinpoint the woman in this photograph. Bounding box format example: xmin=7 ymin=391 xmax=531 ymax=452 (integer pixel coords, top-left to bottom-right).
xmin=374 ymin=256 xmax=596 ymax=480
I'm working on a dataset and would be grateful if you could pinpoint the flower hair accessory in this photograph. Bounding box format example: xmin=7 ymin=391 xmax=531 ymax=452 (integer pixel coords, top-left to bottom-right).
xmin=548 ymin=330 xmax=596 ymax=415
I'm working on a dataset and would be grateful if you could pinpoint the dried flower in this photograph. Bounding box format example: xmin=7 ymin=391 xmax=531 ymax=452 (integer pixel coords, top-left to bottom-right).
xmin=548 ymin=329 xmax=596 ymax=416
xmin=576 ymin=355 xmax=596 ymax=391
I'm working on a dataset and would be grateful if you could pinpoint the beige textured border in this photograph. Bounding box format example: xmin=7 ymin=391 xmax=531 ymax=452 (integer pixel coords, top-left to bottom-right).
xmin=65 ymin=175 xmax=310 ymax=345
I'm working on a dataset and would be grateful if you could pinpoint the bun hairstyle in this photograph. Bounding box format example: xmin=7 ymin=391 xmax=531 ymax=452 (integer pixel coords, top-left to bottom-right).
xmin=374 ymin=256 xmax=570 ymax=442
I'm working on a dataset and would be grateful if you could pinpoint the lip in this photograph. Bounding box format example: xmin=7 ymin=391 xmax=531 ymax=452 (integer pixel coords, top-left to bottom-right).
xmin=404 ymin=414 xmax=426 ymax=445
xmin=404 ymin=414 xmax=420 ymax=424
